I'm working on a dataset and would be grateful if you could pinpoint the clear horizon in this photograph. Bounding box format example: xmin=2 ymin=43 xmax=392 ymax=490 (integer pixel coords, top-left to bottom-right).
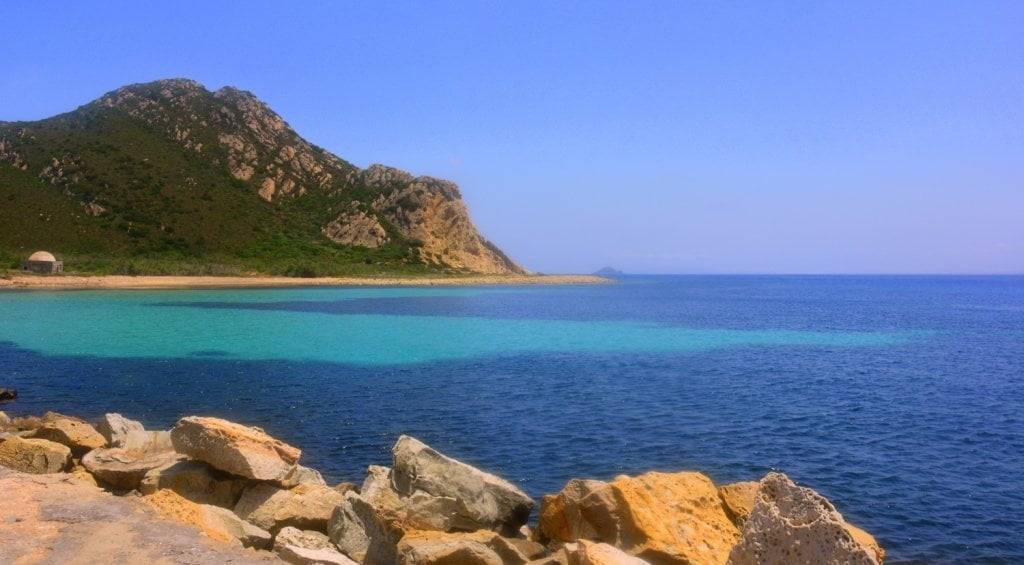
xmin=2 ymin=2 xmax=1021 ymax=275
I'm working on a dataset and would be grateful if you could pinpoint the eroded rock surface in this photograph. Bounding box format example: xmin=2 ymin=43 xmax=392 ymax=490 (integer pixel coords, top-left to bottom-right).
xmin=171 ymin=416 xmax=300 ymax=481
xmin=0 ymin=436 xmax=71 ymax=474
xmin=139 ymin=457 xmax=248 ymax=507
xmin=235 ymin=482 xmax=345 ymax=533
xmin=727 ymin=472 xmax=882 ymax=565
xmin=31 ymin=413 xmax=106 ymax=457
xmin=539 ymin=471 xmax=740 ymax=564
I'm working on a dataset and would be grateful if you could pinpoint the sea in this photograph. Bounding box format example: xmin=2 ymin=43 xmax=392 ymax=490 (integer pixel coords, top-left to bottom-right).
xmin=1 ymin=275 xmax=1021 ymax=563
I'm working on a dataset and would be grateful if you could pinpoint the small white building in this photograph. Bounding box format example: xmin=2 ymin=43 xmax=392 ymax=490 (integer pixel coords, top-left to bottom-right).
xmin=20 ymin=251 xmax=63 ymax=274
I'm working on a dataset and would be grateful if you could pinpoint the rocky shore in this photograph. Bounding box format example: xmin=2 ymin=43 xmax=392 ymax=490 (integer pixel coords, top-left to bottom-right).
xmin=0 ymin=409 xmax=884 ymax=564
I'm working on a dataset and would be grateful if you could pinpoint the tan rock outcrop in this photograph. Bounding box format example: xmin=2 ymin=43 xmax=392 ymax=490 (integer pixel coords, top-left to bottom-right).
xmin=170 ymin=416 xmax=300 ymax=481
xmin=328 ymin=490 xmax=405 ymax=565
xmin=391 ymin=435 xmax=534 ymax=534
xmin=143 ymin=489 xmax=272 ymax=549
xmin=718 ymin=481 xmax=759 ymax=526
xmin=95 ymin=413 xmax=148 ymax=449
xmin=538 ymin=471 xmax=740 ymax=564
xmin=138 ymin=458 xmax=247 ymax=507
xmin=81 ymin=447 xmax=183 ymax=490
xmin=727 ymin=472 xmax=882 ymax=564
xmin=396 ymin=529 xmax=529 ymax=565
xmin=234 ymin=481 xmax=345 ymax=533
xmin=322 ymin=205 xmax=389 ymax=248
xmin=31 ymin=414 xmax=106 ymax=457
xmin=278 ymin=463 xmax=328 ymax=488
xmin=0 ymin=436 xmax=71 ymax=474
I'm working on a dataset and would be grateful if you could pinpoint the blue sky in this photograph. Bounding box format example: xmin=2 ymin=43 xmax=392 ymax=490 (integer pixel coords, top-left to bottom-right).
xmin=2 ymin=1 xmax=1021 ymax=274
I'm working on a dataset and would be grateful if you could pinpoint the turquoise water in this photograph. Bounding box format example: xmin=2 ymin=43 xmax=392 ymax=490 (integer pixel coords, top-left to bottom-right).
xmin=1 ymin=276 xmax=1022 ymax=562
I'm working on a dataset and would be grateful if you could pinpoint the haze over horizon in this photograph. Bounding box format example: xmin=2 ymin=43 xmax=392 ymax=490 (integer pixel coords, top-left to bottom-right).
xmin=2 ymin=1 xmax=1021 ymax=274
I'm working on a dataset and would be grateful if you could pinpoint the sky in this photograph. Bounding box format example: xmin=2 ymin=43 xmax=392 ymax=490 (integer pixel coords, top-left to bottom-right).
xmin=1 ymin=1 xmax=1021 ymax=274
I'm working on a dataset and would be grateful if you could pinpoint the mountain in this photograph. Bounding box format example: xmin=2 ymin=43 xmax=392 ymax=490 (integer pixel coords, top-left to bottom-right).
xmin=0 ymin=79 xmax=524 ymax=276
xmin=593 ymin=267 xmax=624 ymax=276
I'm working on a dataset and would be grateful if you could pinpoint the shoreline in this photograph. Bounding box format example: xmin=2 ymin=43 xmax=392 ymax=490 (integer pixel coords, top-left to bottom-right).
xmin=0 ymin=273 xmax=609 ymax=291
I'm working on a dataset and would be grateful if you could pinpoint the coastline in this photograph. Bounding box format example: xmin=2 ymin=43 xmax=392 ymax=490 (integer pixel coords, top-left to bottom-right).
xmin=0 ymin=273 xmax=609 ymax=291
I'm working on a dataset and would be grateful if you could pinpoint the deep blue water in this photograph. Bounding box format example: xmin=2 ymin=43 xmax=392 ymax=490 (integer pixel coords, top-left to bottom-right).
xmin=1 ymin=275 xmax=1022 ymax=563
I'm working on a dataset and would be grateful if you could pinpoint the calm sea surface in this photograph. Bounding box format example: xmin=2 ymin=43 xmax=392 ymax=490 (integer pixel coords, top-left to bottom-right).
xmin=1 ymin=275 xmax=1021 ymax=562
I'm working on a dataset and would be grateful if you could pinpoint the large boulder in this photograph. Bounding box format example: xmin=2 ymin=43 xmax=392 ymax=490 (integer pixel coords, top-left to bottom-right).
xmin=278 ymin=464 xmax=328 ymax=488
xmin=30 ymin=413 xmax=106 ymax=457
xmin=81 ymin=447 xmax=183 ymax=490
xmin=96 ymin=413 xmax=145 ymax=447
xmin=328 ymin=491 xmax=405 ymax=565
xmin=0 ymin=436 xmax=71 ymax=473
xmin=538 ymin=471 xmax=740 ymax=564
xmin=138 ymin=458 xmax=247 ymax=508
xmin=396 ymin=529 xmax=536 ymax=565
xmin=391 ymin=435 xmax=534 ymax=534
xmin=170 ymin=416 xmax=300 ymax=481
xmin=727 ymin=472 xmax=883 ymax=564
xmin=143 ymin=489 xmax=272 ymax=549
xmin=234 ymin=481 xmax=345 ymax=533
xmin=275 ymin=526 xmax=355 ymax=565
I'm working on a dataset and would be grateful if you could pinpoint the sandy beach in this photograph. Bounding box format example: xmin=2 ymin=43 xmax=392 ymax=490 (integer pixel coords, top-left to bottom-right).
xmin=0 ymin=273 xmax=609 ymax=290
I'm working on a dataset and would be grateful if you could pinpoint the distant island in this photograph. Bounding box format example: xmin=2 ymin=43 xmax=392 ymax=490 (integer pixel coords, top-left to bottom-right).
xmin=593 ymin=267 xmax=625 ymax=276
xmin=0 ymin=79 xmax=522 ymax=278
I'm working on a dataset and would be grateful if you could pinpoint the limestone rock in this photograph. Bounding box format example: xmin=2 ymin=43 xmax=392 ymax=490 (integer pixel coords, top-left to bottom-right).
xmin=143 ymin=489 xmax=272 ymax=549
xmin=278 ymin=544 xmax=357 ymax=565
xmin=538 ymin=471 xmax=740 ymax=564
xmin=81 ymin=447 xmax=183 ymax=489
xmin=0 ymin=411 xmax=9 ymax=427
xmin=396 ymin=530 xmax=510 ymax=565
xmin=278 ymin=464 xmax=327 ymax=488
xmin=391 ymin=435 xmax=534 ymax=534
xmin=719 ymin=481 xmax=760 ymax=526
xmin=31 ymin=414 xmax=106 ymax=457
xmin=328 ymin=491 xmax=404 ymax=565
xmin=138 ymin=458 xmax=247 ymax=507
xmin=95 ymin=413 xmax=149 ymax=449
xmin=727 ymin=472 xmax=882 ymax=565
xmin=322 ymin=205 xmax=389 ymax=248
xmin=565 ymin=540 xmax=652 ymax=565
xmin=274 ymin=526 xmax=335 ymax=551
xmin=234 ymin=481 xmax=345 ymax=533
xmin=0 ymin=436 xmax=71 ymax=473
xmin=170 ymin=416 xmax=300 ymax=481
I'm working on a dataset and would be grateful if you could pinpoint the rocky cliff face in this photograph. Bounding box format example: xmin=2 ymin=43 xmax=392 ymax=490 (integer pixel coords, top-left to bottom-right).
xmin=0 ymin=78 xmax=524 ymax=275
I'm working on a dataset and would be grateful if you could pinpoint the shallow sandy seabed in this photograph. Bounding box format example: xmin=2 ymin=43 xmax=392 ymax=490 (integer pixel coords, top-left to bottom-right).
xmin=0 ymin=273 xmax=609 ymax=290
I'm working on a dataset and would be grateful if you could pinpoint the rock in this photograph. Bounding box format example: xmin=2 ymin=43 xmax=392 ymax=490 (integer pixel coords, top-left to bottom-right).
xmin=391 ymin=435 xmax=534 ymax=534
xmin=0 ymin=436 xmax=71 ymax=473
xmin=357 ymin=464 xmax=485 ymax=532
xmin=170 ymin=416 xmax=300 ymax=481
xmin=727 ymin=472 xmax=882 ymax=564
xmin=274 ymin=526 xmax=335 ymax=551
xmin=30 ymin=414 xmax=106 ymax=457
xmin=143 ymin=489 xmax=272 ymax=549
xmin=81 ymin=447 xmax=183 ymax=490
xmin=334 ymin=481 xmax=359 ymax=494
xmin=0 ymin=388 xmax=16 ymax=402
xmin=0 ymin=411 xmax=9 ymax=427
xmin=278 ymin=544 xmax=357 ymax=565
xmin=138 ymin=458 xmax=247 ymax=508
xmin=277 ymin=464 xmax=327 ymax=488
xmin=322 ymin=205 xmax=389 ymax=248
xmin=95 ymin=413 xmax=149 ymax=449
xmin=719 ymin=481 xmax=760 ymax=526
xmin=538 ymin=471 xmax=740 ymax=564
xmin=328 ymin=491 xmax=404 ymax=565
xmin=234 ymin=481 xmax=345 ymax=533
xmin=396 ymin=530 xmax=508 ymax=565
xmin=566 ymin=540 xmax=652 ymax=565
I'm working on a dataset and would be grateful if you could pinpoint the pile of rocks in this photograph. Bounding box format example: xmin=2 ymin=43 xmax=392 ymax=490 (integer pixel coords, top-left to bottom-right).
xmin=0 ymin=410 xmax=885 ymax=564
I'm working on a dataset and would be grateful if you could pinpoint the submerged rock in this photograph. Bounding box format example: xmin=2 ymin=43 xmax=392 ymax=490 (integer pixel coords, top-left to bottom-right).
xmin=391 ymin=435 xmax=534 ymax=534
xmin=170 ymin=416 xmax=300 ymax=481
xmin=234 ymin=481 xmax=345 ymax=533
xmin=539 ymin=471 xmax=740 ymax=564
xmin=139 ymin=458 xmax=247 ymax=507
xmin=727 ymin=472 xmax=883 ymax=564
xmin=31 ymin=414 xmax=106 ymax=457
xmin=82 ymin=447 xmax=183 ymax=490
xmin=0 ymin=388 xmax=16 ymax=402
xmin=0 ymin=436 xmax=71 ymax=474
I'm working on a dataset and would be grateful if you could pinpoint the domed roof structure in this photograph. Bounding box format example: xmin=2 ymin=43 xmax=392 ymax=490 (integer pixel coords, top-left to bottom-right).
xmin=28 ymin=251 xmax=57 ymax=262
